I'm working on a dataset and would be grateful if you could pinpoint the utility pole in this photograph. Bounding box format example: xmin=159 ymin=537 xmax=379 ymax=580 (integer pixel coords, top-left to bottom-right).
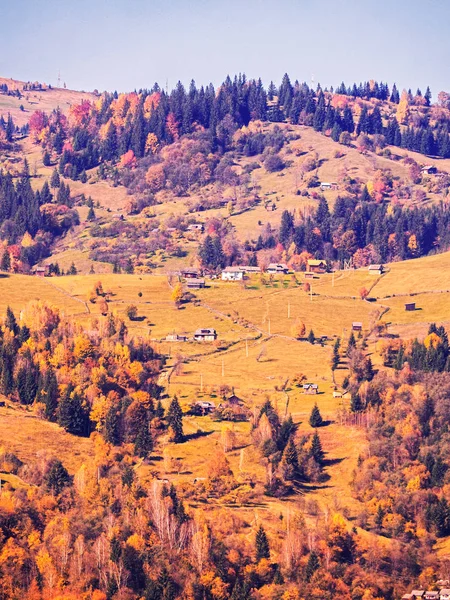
xmin=332 ymin=271 xmax=335 ymax=287
xmin=246 ymin=338 xmax=249 ymax=358
xmin=310 ymin=285 xmax=313 ymax=301
xmin=200 ymin=373 xmax=203 ymax=393
xmin=288 ymin=301 xmax=291 ymax=319
xmin=57 ymin=70 xmax=61 ymax=88
xmin=222 ymin=359 xmax=225 ymax=377
xmin=268 ymin=319 xmax=271 ymax=335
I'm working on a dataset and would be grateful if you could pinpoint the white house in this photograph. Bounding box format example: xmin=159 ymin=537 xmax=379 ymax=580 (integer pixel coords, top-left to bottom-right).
xmin=194 ymin=328 xmax=217 ymax=342
xmin=221 ymin=267 xmax=244 ymax=281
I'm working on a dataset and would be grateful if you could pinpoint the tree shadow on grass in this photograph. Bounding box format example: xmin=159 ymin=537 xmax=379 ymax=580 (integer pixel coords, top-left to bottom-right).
xmin=183 ymin=430 xmax=214 ymax=442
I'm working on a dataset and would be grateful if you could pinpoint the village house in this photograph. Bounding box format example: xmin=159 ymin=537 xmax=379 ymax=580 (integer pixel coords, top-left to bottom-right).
xmin=302 ymin=383 xmax=319 ymax=395
xmin=439 ymin=590 xmax=450 ymax=600
xmin=31 ymin=265 xmax=50 ymax=277
xmin=181 ymin=267 xmax=202 ymax=279
xmin=221 ymin=266 xmax=244 ymax=281
xmin=352 ymin=322 xmax=363 ymax=332
xmin=368 ymin=264 xmax=384 ymax=275
xmin=240 ymin=265 xmax=261 ymax=274
xmin=410 ymin=592 xmax=424 ymax=598
xmin=267 ymin=263 xmax=289 ymax=274
xmin=405 ymin=302 xmax=416 ymax=311
xmin=186 ymin=278 xmax=206 ymax=290
xmin=424 ymin=592 xmax=439 ymax=600
xmin=193 ymin=328 xmax=217 ymax=342
xmin=307 ymin=259 xmax=327 ymax=274
xmin=165 ymin=333 xmax=188 ymax=342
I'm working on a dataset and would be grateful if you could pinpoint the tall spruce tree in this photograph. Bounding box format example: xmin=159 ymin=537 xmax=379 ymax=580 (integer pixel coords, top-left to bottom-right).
xmin=310 ymin=430 xmax=324 ymax=464
xmin=167 ymin=396 xmax=184 ymax=442
xmin=255 ymin=525 xmax=270 ymax=561
xmin=309 ymin=403 xmax=323 ymax=427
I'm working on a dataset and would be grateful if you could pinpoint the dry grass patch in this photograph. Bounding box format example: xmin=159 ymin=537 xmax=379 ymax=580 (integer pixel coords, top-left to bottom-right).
xmin=0 ymin=405 xmax=94 ymax=474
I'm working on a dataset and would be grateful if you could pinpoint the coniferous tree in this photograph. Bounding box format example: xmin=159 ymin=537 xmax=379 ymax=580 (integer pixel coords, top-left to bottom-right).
xmin=5 ymin=306 xmax=19 ymax=335
xmin=87 ymin=206 xmax=96 ymax=221
xmin=0 ymin=250 xmax=11 ymax=272
xmin=58 ymin=388 xmax=90 ymax=436
xmin=305 ymin=551 xmax=320 ymax=581
xmin=308 ymin=329 xmax=315 ymax=344
xmin=104 ymin=403 xmax=122 ymax=445
xmin=309 ymin=403 xmax=323 ymax=427
xmin=350 ymin=393 xmax=363 ymax=412
xmin=50 ymin=168 xmax=60 ymax=188
xmin=44 ymin=460 xmax=72 ymax=495
xmin=134 ymin=421 xmax=153 ymax=458
xmin=167 ymin=396 xmax=184 ymax=442
xmin=310 ymin=430 xmax=324 ymax=464
xmin=255 ymin=525 xmax=270 ymax=561
xmin=280 ymin=436 xmax=300 ymax=481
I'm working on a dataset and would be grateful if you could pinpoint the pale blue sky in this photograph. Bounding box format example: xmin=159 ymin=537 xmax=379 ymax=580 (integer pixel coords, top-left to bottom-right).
xmin=1 ymin=0 xmax=449 ymax=97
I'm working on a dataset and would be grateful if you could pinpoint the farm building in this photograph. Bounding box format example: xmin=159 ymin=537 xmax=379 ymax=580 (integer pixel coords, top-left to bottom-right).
xmin=193 ymin=328 xmax=217 ymax=342
xmin=320 ymin=182 xmax=338 ymax=190
xmin=421 ymin=165 xmax=437 ymax=175
xmin=405 ymin=302 xmax=416 ymax=311
xmin=424 ymin=593 xmax=439 ymax=600
xmin=267 ymin=263 xmax=289 ymax=274
xmin=302 ymin=383 xmax=319 ymax=395
xmin=191 ymin=400 xmax=216 ymax=415
xmin=368 ymin=264 xmax=384 ymax=275
xmin=31 ymin=265 xmax=50 ymax=277
xmin=112 ymin=213 xmax=124 ymax=221
xmin=186 ymin=278 xmax=206 ymax=289
xmin=440 ymin=590 xmax=450 ymax=600
xmin=221 ymin=267 xmax=244 ymax=281
xmin=307 ymin=259 xmax=327 ymax=274
xmin=352 ymin=322 xmax=363 ymax=332
xmin=165 ymin=333 xmax=188 ymax=342
xmin=181 ymin=267 xmax=201 ymax=279
xmin=240 ymin=265 xmax=261 ymax=274
xmin=410 ymin=592 xmax=424 ymax=598
xmin=304 ymin=271 xmax=315 ymax=279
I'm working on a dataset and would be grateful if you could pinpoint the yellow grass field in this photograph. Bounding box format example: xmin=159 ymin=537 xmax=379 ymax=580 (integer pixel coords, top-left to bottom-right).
xmin=0 ymin=405 xmax=94 ymax=474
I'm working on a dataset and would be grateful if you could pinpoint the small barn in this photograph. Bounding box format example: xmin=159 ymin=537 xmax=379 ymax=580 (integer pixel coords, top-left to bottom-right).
xmin=304 ymin=271 xmax=315 ymax=280
xmin=186 ymin=278 xmax=206 ymax=289
xmin=181 ymin=268 xmax=201 ymax=279
xmin=165 ymin=333 xmax=188 ymax=342
xmin=368 ymin=264 xmax=384 ymax=275
xmin=421 ymin=165 xmax=437 ymax=175
xmin=302 ymin=383 xmax=319 ymax=395
xmin=267 ymin=263 xmax=289 ymax=274
xmin=405 ymin=302 xmax=416 ymax=312
xmin=320 ymin=182 xmax=338 ymax=191
xmin=352 ymin=322 xmax=363 ymax=332
xmin=187 ymin=223 xmax=204 ymax=233
xmin=31 ymin=265 xmax=50 ymax=277
xmin=194 ymin=328 xmax=217 ymax=342
xmin=307 ymin=259 xmax=327 ymax=274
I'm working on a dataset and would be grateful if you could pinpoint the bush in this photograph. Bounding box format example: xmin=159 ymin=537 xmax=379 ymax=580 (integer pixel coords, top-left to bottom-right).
xmin=264 ymin=153 xmax=285 ymax=173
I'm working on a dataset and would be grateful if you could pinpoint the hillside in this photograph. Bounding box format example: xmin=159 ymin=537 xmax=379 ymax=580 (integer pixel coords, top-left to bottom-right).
xmin=2 ymin=73 xmax=450 ymax=599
